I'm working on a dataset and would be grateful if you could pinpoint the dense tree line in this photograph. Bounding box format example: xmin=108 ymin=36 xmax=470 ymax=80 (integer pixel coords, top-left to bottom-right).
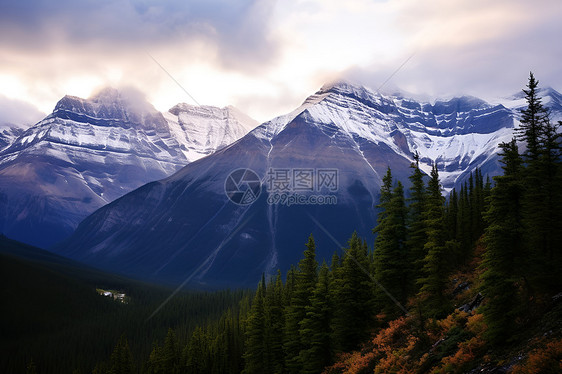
xmin=480 ymin=72 xmax=562 ymax=344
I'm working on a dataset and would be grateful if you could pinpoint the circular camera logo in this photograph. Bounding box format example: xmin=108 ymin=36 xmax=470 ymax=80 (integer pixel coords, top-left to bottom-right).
xmin=225 ymin=168 xmax=262 ymax=205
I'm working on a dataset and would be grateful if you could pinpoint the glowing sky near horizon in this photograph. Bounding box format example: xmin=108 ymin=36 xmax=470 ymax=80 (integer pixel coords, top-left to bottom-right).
xmin=0 ymin=0 xmax=561 ymax=125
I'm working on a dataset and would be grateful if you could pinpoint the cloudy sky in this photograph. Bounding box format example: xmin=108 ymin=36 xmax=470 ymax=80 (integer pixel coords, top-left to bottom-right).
xmin=1 ymin=0 xmax=561 ymax=125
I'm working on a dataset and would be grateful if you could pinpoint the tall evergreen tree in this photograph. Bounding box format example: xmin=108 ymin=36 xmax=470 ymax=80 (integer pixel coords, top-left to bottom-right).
xmin=516 ymin=73 xmax=562 ymax=290
xmin=283 ymin=235 xmax=318 ymax=373
xmin=330 ymin=251 xmax=341 ymax=273
xmin=376 ymin=167 xmax=393 ymax=222
xmin=108 ymin=335 xmax=133 ymax=374
xmin=284 ymin=265 xmax=297 ymax=306
xmin=185 ymin=327 xmax=208 ymax=373
xmin=264 ymin=270 xmax=285 ymax=373
xmin=159 ymin=329 xmax=180 ymax=374
xmin=445 ymin=188 xmax=458 ymax=242
xmin=406 ymin=154 xmax=428 ymax=293
xmin=538 ymin=118 xmax=562 ymax=282
xmin=373 ymin=177 xmax=409 ymax=317
xmin=299 ymin=262 xmax=333 ymax=374
xmin=480 ymin=139 xmax=527 ymax=344
xmin=517 ymin=72 xmax=549 ymax=162
xmin=455 ymin=181 xmax=473 ymax=257
xmin=242 ymin=276 xmax=267 ymax=374
xmin=330 ymin=233 xmax=374 ymax=352
xmin=417 ymin=164 xmax=454 ymax=318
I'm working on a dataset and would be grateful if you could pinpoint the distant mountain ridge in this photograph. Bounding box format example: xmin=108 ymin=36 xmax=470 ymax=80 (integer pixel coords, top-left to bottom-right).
xmin=0 ymin=87 xmax=256 ymax=248
xmin=54 ymin=81 xmax=562 ymax=288
xmin=164 ymin=103 xmax=257 ymax=161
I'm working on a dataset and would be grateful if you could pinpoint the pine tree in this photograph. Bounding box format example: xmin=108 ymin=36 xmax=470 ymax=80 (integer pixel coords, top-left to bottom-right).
xmin=264 ymin=270 xmax=285 ymax=373
xmin=373 ymin=176 xmax=409 ymax=317
xmin=147 ymin=342 xmax=164 ymax=374
xmin=284 ymin=235 xmax=318 ymax=373
xmin=284 ymin=265 xmax=297 ymax=306
xmin=162 ymin=329 xmax=180 ymax=374
xmin=406 ymin=154 xmax=428 ymax=293
xmin=533 ymin=114 xmax=561 ymax=285
xmin=108 ymin=335 xmax=133 ymax=374
xmin=299 ymin=262 xmax=333 ymax=374
xmin=480 ymin=139 xmax=527 ymax=344
xmin=516 ymin=74 xmax=562 ymax=290
xmin=242 ymin=276 xmax=267 ymax=374
xmin=417 ymin=164 xmax=454 ymax=318
xmin=330 ymin=233 xmax=374 ymax=352
xmin=185 ymin=327 xmax=208 ymax=373
xmin=468 ymin=172 xmax=475 ymax=241
xmin=377 ymin=167 xmax=394 ymax=222
xmin=330 ymin=251 xmax=341 ymax=273
xmin=456 ymin=182 xmax=471 ymax=254
xmin=483 ymin=174 xmax=492 ymax=219
xmin=538 ymin=119 xmax=562 ymax=286
xmin=517 ymin=72 xmax=549 ymax=162
xmin=445 ymin=188 xmax=458 ymax=242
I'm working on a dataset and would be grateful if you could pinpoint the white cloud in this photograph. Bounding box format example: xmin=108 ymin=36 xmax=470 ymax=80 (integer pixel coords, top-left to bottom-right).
xmin=0 ymin=0 xmax=560 ymax=122
xmin=0 ymin=95 xmax=45 ymax=128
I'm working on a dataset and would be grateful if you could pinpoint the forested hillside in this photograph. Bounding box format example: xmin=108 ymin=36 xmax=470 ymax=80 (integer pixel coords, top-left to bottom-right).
xmin=0 ymin=237 xmax=250 ymax=374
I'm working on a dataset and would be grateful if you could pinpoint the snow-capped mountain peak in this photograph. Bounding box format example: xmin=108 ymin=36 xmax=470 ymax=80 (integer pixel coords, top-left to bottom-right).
xmin=53 ymin=87 xmax=170 ymax=133
xmin=0 ymin=87 xmax=256 ymax=248
xmin=252 ymin=81 xmax=516 ymax=191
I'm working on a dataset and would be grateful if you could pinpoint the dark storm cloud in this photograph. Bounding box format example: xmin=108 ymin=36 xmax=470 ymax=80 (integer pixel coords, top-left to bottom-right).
xmin=0 ymin=0 xmax=279 ymax=69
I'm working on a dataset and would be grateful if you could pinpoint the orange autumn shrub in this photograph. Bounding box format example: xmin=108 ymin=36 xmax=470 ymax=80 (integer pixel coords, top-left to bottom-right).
xmin=324 ymin=350 xmax=375 ymax=374
xmin=428 ymin=312 xmax=486 ymax=373
xmin=425 ymin=310 xmax=470 ymax=343
xmin=373 ymin=334 xmax=420 ymax=374
xmin=512 ymin=338 xmax=562 ymax=374
xmin=433 ymin=336 xmax=485 ymax=373
xmin=465 ymin=313 xmax=486 ymax=336
xmin=324 ymin=317 xmax=421 ymax=374
xmin=342 ymin=351 xmax=377 ymax=374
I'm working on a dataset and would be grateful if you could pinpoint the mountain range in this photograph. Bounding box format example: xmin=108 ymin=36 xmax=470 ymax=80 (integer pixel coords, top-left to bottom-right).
xmin=52 ymin=81 xmax=562 ymax=288
xmin=0 ymin=87 xmax=257 ymax=248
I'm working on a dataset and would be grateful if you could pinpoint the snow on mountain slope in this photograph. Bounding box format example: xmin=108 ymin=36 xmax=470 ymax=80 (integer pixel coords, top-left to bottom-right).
xmin=257 ymin=81 xmax=515 ymax=191
xmin=163 ymin=104 xmax=258 ymax=161
xmin=0 ymin=126 xmax=25 ymax=151
xmin=56 ymin=81 xmax=559 ymax=288
xmin=0 ymin=88 xmax=256 ymax=248
xmin=493 ymin=86 xmax=562 ymax=123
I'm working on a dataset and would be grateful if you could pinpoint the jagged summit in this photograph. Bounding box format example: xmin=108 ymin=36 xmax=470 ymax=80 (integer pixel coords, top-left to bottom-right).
xmin=52 ymin=86 xmax=167 ymax=133
xmin=0 ymin=89 xmax=256 ymax=248
xmin=318 ymin=80 xmax=388 ymax=104
xmin=167 ymin=103 xmax=258 ymax=132
xmin=251 ymin=81 xmax=515 ymax=191
xmin=163 ymin=103 xmax=258 ymax=161
xmin=319 ymin=79 xmax=367 ymax=92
